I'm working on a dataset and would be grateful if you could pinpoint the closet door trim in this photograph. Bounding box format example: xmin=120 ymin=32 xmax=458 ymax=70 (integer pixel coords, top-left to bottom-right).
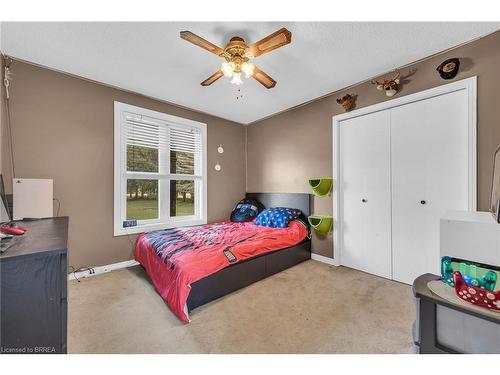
xmin=332 ymin=76 xmax=477 ymax=267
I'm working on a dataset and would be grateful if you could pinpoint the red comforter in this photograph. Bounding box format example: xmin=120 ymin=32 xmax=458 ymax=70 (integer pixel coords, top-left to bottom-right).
xmin=135 ymin=220 xmax=308 ymax=323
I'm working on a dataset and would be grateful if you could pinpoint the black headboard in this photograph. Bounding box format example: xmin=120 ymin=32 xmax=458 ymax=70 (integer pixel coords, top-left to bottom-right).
xmin=246 ymin=192 xmax=311 ymax=217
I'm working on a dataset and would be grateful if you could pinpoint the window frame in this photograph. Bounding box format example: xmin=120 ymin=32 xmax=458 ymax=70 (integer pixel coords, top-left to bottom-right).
xmin=113 ymin=101 xmax=207 ymax=236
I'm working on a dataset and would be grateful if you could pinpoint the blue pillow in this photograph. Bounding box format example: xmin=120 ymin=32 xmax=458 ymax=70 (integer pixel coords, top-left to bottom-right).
xmin=255 ymin=207 xmax=302 ymax=228
xmin=230 ymin=198 xmax=264 ymax=222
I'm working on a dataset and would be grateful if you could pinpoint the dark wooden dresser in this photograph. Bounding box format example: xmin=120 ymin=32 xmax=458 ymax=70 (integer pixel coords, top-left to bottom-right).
xmin=0 ymin=217 xmax=68 ymax=354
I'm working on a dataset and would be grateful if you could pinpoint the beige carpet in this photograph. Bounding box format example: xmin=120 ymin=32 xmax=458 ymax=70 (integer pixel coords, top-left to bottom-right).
xmin=68 ymin=260 xmax=415 ymax=353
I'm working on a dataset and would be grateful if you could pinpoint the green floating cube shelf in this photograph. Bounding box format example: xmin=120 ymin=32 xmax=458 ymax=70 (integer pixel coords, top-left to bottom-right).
xmin=308 ymin=177 xmax=334 ymax=197
xmin=308 ymin=215 xmax=333 ymax=235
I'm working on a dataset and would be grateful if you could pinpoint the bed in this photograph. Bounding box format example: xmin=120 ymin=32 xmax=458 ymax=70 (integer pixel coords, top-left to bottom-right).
xmin=135 ymin=192 xmax=311 ymax=322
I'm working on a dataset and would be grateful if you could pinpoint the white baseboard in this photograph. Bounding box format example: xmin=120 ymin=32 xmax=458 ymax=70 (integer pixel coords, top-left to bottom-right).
xmin=69 ymin=254 xmax=338 ymax=280
xmin=68 ymin=259 xmax=139 ymax=281
xmin=311 ymin=253 xmax=339 ymax=266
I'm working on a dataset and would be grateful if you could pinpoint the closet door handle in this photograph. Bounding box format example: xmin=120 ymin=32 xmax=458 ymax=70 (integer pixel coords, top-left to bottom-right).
xmin=420 ymin=200 xmax=426 ymax=205
xmin=361 ymin=199 xmax=367 ymax=203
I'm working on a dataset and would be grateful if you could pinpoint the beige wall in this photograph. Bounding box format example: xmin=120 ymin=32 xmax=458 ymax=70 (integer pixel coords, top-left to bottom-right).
xmin=2 ymin=30 xmax=500 ymax=266
xmin=247 ymin=30 xmax=500 ymax=259
xmin=1 ymin=61 xmax=246 ymax=268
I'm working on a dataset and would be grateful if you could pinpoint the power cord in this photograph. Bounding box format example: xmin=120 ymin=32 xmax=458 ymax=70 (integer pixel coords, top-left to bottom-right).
xmin=68 ymin=265 xmax=95 ymax=282
xmin=53 ymin=198 xmax=61 ymax=216
xmin=3 ymin=55 xmax=16 ymax=179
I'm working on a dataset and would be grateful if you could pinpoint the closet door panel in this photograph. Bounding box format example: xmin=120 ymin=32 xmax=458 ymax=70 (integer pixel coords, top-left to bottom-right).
xmin=391 ymin=90 xmax=470 ymax=284
xmin=341 ymin=110 xmax=392 ymax=278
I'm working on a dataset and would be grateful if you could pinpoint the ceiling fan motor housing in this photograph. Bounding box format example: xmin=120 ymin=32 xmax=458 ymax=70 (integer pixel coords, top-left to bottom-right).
xmin=224 ymin=37 xmax=253 ymax=72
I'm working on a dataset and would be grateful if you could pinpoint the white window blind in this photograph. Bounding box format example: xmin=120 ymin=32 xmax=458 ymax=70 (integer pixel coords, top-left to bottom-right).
xmin=114 ymin=102 xmax=207 ymax=236
xmin=169 ymin=127 xmax=202 ymax=176
xmin=125 ymin=116 xmax=165 ymax=149
xmin=170 ymin=127 xmax=202 ymax=154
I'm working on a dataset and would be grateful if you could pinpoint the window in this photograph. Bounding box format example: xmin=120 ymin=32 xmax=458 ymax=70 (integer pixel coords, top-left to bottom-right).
xmin=114 ymin=102 xmax=207 ymax=236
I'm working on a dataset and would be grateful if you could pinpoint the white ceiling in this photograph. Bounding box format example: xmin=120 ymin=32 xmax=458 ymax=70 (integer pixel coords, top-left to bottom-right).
xmin=2 ymin=22 xmax=499 ymax=124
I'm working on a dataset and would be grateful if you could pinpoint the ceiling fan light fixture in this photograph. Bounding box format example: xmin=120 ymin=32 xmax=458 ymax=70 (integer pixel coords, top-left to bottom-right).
xmin=231 ymin=72 xmax=243 ymax=85
xmin=241 ymin=62 xmax=255 ymax=78
xmin=180 ymin=28 xmax=291 ymax=89
xmin=221 ymin=61 xmax=235 ymax=77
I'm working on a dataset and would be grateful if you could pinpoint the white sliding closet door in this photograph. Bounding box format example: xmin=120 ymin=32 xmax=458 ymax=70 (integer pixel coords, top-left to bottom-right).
xmin=340 ymin=111 xmax=392 ymax=278
xmin=391 ymin=90 xmax=470 ymax=284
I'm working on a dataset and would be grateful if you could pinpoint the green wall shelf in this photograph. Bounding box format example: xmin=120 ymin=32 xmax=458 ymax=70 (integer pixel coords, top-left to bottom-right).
xmin=308 ymin=177 xmax=333 ymax=197
xmin=308 ymin=215 xmax=333 ymax=235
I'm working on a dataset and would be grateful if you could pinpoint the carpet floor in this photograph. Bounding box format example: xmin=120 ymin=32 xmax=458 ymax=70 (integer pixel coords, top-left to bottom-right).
xmin=68 ymin=260 xmax=415 ymax=353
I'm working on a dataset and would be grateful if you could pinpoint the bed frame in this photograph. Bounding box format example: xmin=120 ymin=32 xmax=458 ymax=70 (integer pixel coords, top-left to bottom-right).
xmin=186 ymin=192 xmax=311 ymax=311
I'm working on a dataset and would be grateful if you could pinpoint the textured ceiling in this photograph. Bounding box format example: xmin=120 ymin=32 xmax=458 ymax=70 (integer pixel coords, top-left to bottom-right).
xmin=2 ymin=22 xmax=499 ymax=124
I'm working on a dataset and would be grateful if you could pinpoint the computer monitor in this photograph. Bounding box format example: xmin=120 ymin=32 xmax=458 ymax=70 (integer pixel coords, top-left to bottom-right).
xmin=0 ymin=174 xmax=12 ymax=224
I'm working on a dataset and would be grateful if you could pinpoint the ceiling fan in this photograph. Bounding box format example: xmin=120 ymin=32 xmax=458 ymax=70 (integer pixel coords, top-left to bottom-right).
xmin=180 ymin=28 xmax=292 ymax=89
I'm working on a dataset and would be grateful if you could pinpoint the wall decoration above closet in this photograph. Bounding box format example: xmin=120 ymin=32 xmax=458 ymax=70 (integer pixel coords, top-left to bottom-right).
xmin=436 ymin=58 xmax=460 ymax=80
xmin=371 ymin=68 xmax=417 ymax=97
xmin=336 ymin=94 xmax=355 ymax=112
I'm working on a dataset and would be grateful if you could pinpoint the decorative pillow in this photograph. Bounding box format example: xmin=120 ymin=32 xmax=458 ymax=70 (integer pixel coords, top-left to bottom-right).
xmin=255 ymin=207 xmax=302 ymax=228
xmin=230 ymin=198 xmax=264 ymax=222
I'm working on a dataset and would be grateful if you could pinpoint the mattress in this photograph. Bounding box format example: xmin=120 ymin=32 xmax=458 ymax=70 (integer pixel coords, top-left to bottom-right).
xmin=135 ymin=220 xmax=309 ymax=323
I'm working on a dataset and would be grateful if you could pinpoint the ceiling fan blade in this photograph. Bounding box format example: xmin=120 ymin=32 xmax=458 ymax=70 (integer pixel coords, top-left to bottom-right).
xmin=201 ymin=71 xmax=224 ymax=86
xmin=252 ymin=66 xmax=277 ymax=89
xmin=180 ymin=31 xmax=225 ymax=56
xmin=249 ymin=28 xmax=292 ymax=58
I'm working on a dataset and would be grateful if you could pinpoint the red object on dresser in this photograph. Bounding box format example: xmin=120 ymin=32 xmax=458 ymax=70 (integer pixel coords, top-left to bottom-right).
xmin=0 ymin=224 xmax=26 ymax=235
xmin=453 ymin=271 xmax=500 ymax=312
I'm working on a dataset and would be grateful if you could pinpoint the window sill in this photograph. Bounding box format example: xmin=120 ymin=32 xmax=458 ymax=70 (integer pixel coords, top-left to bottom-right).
xmin=113 ymin=218 xmax=207 ymax=237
